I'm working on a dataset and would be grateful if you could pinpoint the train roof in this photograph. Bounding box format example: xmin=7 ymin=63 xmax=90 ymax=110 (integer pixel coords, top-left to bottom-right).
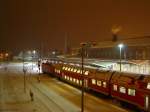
xmin=111 ymin=71 xmax=143 ymax=85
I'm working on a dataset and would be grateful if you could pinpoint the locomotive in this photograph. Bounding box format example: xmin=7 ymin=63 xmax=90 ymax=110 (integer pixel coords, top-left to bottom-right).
xmin=41 ymin=58 xmax=150 ymax=111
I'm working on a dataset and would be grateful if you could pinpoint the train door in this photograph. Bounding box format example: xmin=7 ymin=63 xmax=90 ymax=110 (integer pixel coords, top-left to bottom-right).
xmin=145 ymin=95 xmax=150 ymax=112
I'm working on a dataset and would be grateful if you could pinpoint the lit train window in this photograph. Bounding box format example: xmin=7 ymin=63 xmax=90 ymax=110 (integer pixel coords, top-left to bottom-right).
xmin=58 ymin=70 xmax=60 ymax=74
xmin=97 ymin=81 xmax=102 ymax=86
xmin=67 ymin=76 xmax=69 ymax=80
xmin=64 ymin=75 xmax=66 ymax=79
xmin=113 ymin=85 xmax=117 ymax=91
xmin=74 ymin=69 xmax=77 ymax=72
xmin=84 ymin=71 xmax=89 ymax=75
xmin=73 ymin=78 xmax=76 ymax=82
xmin=70 ymin=77 xmax=72 ymax=81
xmin=77 ymin=70 xmax=81 ymax=73
xmin=147 ymin=83 xmax=150 ymax=89
xmin=128 ymin=89 xmax=135 ymax=96
xmin=77 ymin=79 xmax=79 ymax=84
xmin=62 ymin=67 xmax=65 ymax=70
xmin=119 ymin=86 xmax=126 ymax=94
xmin=80 ymin=80 xmax=82 ymax=85
xmin=68 ymin=68 xmax=71 ymax=71
xmin=71 ymin=68 xmax=74 ymax=72
xmin=92 ymin=79 xmax=96 ymax=85
xmin=103 ymin=82 xmax=107 ymax=88
xmin=65 ymin=67 xmax=68 ymax=70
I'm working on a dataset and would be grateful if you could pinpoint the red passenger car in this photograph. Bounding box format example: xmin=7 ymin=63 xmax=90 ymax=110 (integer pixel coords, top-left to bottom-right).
xmin=88 ymin=70 xmax=113 ymax=95
xmin=110 ymin=72 xmax=150 ymax=111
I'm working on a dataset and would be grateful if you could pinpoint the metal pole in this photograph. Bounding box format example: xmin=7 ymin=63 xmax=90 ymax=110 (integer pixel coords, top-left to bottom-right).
xmin=32 ymin=55 xmax=33 ymax=70
xmin=81 ymin=46 xmax=84 ymax=112
xmin=38 ymin=60 xmax=41 ymax=83
xmin=120 ymin=47 xmax=122 ymax=72
xmin=24 ymin=70 xmax=26 ymax=93
xmin=23 ymin=51 xmax=26 ymax=93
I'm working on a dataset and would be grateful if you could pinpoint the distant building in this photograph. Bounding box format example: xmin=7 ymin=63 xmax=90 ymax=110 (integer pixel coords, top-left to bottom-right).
xmin=72 ymin=36 xmax=150 ymax=74
xmin=0 ymin=51 xmax=12 ymax=61
xmin=78 ymin=36 xmax=150 ymax=60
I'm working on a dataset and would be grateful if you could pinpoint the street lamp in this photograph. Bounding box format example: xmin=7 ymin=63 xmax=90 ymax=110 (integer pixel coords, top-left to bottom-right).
xmin=118 ymin=43 xmax=124 ymax=72
xmin=80 ymin=43 xmax=86 ymax=112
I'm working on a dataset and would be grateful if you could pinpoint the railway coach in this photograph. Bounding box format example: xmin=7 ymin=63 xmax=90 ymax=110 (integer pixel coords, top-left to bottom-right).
xmin=41 ymin=59 xmax=150 ymax=111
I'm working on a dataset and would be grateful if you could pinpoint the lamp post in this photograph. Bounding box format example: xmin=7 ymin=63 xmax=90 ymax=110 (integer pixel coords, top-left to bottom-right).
xmin=80 ymin=43 xmax=86 ymax=112
xmin=22 ymin=51 xmax=26 ymax=93
xmin=118 ymin=43 xmax=124 ymax=72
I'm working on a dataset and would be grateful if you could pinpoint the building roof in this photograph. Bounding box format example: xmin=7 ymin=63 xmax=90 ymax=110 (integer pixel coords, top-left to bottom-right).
xmin=93 ymin=36 xmax=150 ymax=48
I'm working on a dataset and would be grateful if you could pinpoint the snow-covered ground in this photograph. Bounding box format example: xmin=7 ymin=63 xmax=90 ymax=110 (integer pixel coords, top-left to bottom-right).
xmin=0 ymin=62 xmax=129 ymax=112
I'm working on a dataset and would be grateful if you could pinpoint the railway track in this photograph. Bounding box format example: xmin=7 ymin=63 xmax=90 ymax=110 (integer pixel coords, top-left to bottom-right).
xmin=28 ymin=80 xmax=66 ymax=112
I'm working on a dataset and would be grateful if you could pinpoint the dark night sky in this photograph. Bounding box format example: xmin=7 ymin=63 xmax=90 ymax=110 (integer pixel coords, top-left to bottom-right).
xmin=0 ymin=0 xmax=150 ymax=53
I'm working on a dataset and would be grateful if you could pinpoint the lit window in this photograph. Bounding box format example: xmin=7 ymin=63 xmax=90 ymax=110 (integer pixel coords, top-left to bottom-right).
xmin=147 ymin=83 xmax=150 ymax=89
xmin=71 ymin=68 xmax=74 ymax=72
xmin=128 ymin=89 xmax=136 ymax=96
xmin=80 ymin=80 xmax=82 ymax=85
xmin=68 ymin=68 xmax=71 ymax=71
xmin=113 ymin=85 xmax=118 ymax=91
xmin=65 ymin=67 xmax=68 ymax=70
xmin=74 ymin=69 xmax=77 ymax=72
xmin=64 ymin=75 xmax=66 ymax=79
xmin=70 ymin=77 xmax=72 ymax=81
xmin=103 ymin=82 xmax=107 ymax=88
xmin=62 ymin=67 xmax=65 ymax=70
xmin=92 ymin=79 xmax=96 ymax=85
xmin=119 ymin=86 xmax=126 ymax=94
xmin=97 ymin=80 xmax=102 ymax=86
xmin=84 ymin=71 xmax=89 ymax=75
xmin=73 ymin=78 xmax=76 ymax=82
xmin=77 ymin=70 xmax=80 ymax=73
xmin=66 ymin=76 xmax=69 ymax=80
xmin=77 ymin=79 xmax=79 ymax=84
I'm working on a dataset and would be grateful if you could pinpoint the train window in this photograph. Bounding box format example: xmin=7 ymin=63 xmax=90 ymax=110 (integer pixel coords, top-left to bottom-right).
xmin=77 ymin=70 xmax=81 ymax=73
xmin=71 ymin=68 xmax=74 ymax=72
xmin=74 ymin=69 xmax=77 ymax=72
xmin=92 ymin=79 xmax=96 ymax=85
xmin=80 ymin=70 xmax=83 ymax=74
xmin=97 ymin=80 xmax=102 ymax=86
xmin=103 ymin=82 xmax=107 ymax=88
xmin=113 ymin=85 xmax=117 ymax=91
xmin=65 ymin=67 xmax=68 ymax=70
xmin=64 ymin=75 xmax=66 ymax=79
xmin=68 ymin=68 xmax=71 ymax=71
xmin=80 ymin=80 xmax=82 ymax=85
xmin=128 ymin=89 xmax=136 ymax=96
xmin=73 ymin=78 xmax=76 ymax=82
xmin=70 ymin=77 xmax=72 ymax=81
xmin=62 ymin=67 xmax=65 ymax=70
xmin=147 ymin=83 xmax=150 ymax=89
xmin=84 ymin=71 xmax=89 ymax=75
xmin=119 ymin=86 xmax=126 ymax=94
xmin=77 ymin=79 xmax=79 ymax=84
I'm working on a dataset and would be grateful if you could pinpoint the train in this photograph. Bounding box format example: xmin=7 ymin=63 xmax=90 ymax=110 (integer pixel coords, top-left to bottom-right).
xmin=41 ymin=58 xmax=150 ymax=111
